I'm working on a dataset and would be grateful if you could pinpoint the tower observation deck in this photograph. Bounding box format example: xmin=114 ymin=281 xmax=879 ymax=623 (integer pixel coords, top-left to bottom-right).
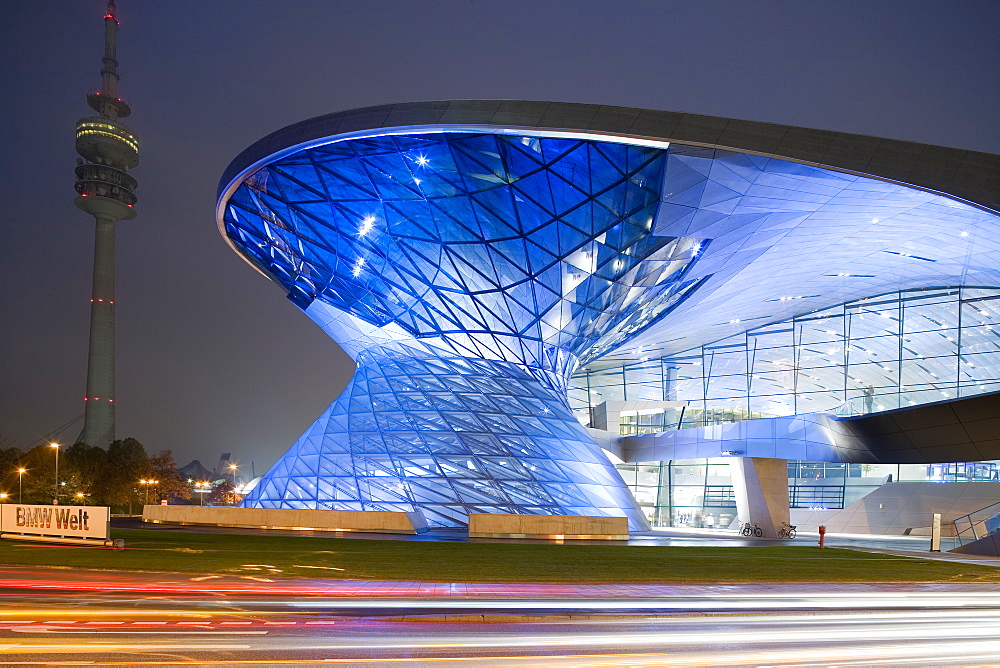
xmin=74 ymin=0 xmax=139 ymax=447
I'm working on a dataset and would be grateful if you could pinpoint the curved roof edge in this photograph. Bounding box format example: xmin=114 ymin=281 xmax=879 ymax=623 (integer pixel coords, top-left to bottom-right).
xmin=219 ymin=100 xmax=1000 ymax=212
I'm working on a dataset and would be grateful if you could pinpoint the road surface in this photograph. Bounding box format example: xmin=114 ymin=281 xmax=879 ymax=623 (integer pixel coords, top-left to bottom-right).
xmin=2 ymin=567 xmax=999 ymax=665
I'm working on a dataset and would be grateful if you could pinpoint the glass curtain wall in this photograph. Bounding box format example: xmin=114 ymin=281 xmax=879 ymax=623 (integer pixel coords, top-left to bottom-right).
xmin=572 ymin=287 xmax=1000 ymax=425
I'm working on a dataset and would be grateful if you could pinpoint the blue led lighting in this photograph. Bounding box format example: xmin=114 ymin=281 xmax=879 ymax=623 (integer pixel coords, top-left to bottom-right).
xmin=223 ymin=132 xmax=709 ymax=529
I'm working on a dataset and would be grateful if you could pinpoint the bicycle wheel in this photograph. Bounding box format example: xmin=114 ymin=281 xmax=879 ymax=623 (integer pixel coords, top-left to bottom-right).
xmin=753 ymin=526 xmax=763 ymax=537
xmin=788 ymin=529 xmax=796 ymax=539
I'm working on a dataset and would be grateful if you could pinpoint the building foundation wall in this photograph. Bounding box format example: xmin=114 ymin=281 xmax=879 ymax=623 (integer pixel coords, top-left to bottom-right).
xmin=141 ymin=505 xmax=428 ymax=534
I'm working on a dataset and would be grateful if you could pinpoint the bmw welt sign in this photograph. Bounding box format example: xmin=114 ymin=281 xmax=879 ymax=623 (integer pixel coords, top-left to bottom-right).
xmin=0 ymin=504 xmax=110 ymax=539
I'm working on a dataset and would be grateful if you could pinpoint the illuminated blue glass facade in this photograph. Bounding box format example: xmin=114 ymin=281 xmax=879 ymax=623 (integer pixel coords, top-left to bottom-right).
xmin=578 ymin=287 xmax=1000 ymax=425
xmin=222 ymin=132 xmax=707 ymax=529
xmin=243 ymin=343 xmax=646 ymax=528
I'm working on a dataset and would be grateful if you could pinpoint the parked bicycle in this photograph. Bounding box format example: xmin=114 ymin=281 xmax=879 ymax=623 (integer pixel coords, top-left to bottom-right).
xmin=739 ymin=522 xmax=763 ymax=538
xmin=778 ymin=522 xmax=797 ymax=539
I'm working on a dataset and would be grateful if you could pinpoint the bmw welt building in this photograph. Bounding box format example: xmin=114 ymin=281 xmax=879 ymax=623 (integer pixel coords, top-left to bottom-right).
xmin=217 ymin=101 xmax=1000 ymax=538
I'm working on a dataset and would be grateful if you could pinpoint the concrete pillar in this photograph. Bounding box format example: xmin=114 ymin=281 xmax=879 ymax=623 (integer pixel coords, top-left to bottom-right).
xmin=730 ymin=457 xmax=790 ymax=539
xmin=663 ymin=367 xmax=677 ymax=401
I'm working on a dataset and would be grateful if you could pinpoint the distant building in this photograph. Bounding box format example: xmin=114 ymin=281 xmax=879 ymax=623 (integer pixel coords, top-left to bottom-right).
xmin=178 ymin=459 xmax=214 ymax=483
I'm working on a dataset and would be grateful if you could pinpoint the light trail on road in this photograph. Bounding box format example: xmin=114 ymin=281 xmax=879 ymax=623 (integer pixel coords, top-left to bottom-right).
xmin=1 ymin=610 xmax=1000 ymax=665
xmin=3 ymin=567 xmax=1000 ymax=665
xmin=7 ymin=591 xmax=1000 ymax=617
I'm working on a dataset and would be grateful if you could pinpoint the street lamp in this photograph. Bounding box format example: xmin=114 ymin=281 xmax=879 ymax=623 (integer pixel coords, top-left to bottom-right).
xmin=228 ymin=464 xmax=239 ymax=504
xmin=0 ymin=493 xmax=8 ymax=503
xmin=139 ymin=479 xmax=158 ymax=506
xmin=195 ymin=481 xmax=208 ymax=506
xmin=50 ymin=443 xmax=60 ymax=499
xmin=17 ymin=468 xmax=26 ymax=504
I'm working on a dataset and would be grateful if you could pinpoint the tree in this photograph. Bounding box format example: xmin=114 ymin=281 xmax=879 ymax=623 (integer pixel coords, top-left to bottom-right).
xmin=0 ymin=436 xmax=183 ymax=512
xmin=63 ymin=442 xmax=107 ymax=502
xmin=18 ymin=444 xmax=59 ymax=503
xmin=207 ymin=480 xmax=237 ymax=506
xmin=0 ymin=445 xmax=24 ymax=497
xmin=93 ymin=438 xmax=149 ymax=510
xmin=149 ymin=450 xmax=190 ymax=503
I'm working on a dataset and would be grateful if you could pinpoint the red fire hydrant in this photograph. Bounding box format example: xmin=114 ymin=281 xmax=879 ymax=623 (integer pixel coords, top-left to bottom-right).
xmin=819 ymin=524 xmax=826 ymax=548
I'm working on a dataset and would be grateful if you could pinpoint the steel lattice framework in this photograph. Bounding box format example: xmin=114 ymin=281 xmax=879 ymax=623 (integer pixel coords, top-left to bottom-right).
xmin=222 ymin=132 xmax=707 ymax=528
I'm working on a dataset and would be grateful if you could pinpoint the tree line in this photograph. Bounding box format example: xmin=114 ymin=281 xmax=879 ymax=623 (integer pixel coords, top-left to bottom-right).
xmin=0 ymin=438 xmax=192 ymax=512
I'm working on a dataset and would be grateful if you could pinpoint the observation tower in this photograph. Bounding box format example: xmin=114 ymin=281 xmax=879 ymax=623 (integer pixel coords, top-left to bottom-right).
xmin=74 ymin=0 xmax=139 ymax=447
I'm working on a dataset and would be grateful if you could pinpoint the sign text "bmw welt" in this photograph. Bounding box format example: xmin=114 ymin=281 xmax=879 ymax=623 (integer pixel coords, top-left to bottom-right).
xmin=0 ymin=504 xmax=110 ymax=539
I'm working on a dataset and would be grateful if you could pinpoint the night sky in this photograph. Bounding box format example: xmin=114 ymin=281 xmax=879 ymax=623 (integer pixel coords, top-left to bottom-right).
xmin=2 ymin=0 xmax=998 ymax=475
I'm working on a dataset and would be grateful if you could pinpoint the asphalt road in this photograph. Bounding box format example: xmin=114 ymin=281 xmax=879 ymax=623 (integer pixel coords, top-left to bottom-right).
xmin=2 ymin=610 xmax=1000 ymax=665
xmin=3 ymin=566 xmax=1000 ymax=665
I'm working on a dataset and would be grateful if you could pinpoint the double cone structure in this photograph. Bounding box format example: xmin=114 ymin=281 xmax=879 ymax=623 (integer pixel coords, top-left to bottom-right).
xmin=219 ymin=128 xmax=712 ymax=529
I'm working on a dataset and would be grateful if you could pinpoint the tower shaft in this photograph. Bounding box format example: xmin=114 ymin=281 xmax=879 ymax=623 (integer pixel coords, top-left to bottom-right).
xmin=82 ymin=216 xmax=116 ymax=447
xmin=100 ymin=6 xmax=119 ymax=99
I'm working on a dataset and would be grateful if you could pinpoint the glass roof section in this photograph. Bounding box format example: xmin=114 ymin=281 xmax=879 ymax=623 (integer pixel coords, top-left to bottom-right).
xmin=576 ymin=286 xmax=1000 ymax=426
xmin=611 ymin=149 xmax=1000 ymax=361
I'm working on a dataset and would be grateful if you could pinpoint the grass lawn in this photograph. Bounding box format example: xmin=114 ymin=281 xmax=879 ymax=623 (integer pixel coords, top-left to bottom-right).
xmin=0 ymin=529 xmax=997 ymax=584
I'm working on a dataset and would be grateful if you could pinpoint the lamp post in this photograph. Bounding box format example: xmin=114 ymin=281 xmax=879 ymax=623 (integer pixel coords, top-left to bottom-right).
xmin=17 ymin=468 xmax=25 ymax=504
xmin=139 ymin=479 xmax=158 ymax=506
xmin=50 ymin=443 xmax=60 ymax=500
xmin=228 ymin=464 xmax=238 ymax=505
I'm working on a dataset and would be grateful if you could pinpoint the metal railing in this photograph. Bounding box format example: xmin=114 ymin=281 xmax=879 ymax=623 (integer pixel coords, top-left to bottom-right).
xmin=953 ymin=501 xmax=1000 ymax=545
xmin=832 ymin=383 xmax=1000 ymax=418
xmin=620 ymin=407 xmax=774 ymax=435
xmin=790 ymin=485 xmax=845 ymax=509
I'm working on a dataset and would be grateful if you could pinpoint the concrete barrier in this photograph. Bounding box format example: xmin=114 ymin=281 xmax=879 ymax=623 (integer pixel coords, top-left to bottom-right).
xmin=467 ymin=513 xmax=628 ymax=540
xmin=141 ymin=505 xmax=428 ymax=534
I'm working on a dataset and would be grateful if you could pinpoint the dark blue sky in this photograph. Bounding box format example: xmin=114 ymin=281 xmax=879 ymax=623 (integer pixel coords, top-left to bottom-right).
xmin=2 ymin=0 xmax=998 ymax=472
